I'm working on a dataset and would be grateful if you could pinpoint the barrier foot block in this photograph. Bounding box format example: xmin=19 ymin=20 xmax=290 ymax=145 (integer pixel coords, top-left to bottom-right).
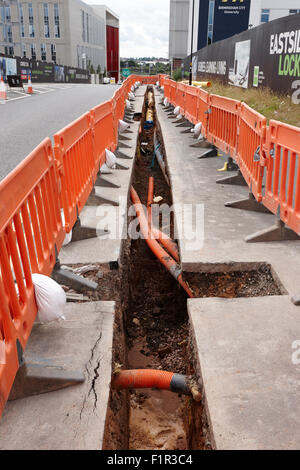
xmin=176 ymin=120 xmax=192 ymax=128
xmin=245 ymin=219 xmax=300 ymax=243
xmin=115 ymin=150 xmax=133 ymax=160
xmin=95 ymin=175 xmax=121 ymax=189
xmin=225 ymin=193 xmax=270 ymax=213
xmin=190 ymin=140 xmax=210 ymax=149
xmin=86 ymin=188 xmax=119 ymax=207
xmin=172 ymin=118 xmax=186 ymax=124
xmin=216 ymin=170 xmax=247 ymax=186
xmin=52 ymin=265 xmax=98 ymax=292
xmin=118 ymin=141 xmax=132 ymax=149
xmin=72 ymin=218 xmax=108 ymax=242
xmin=198 ymin=147 xmax=218 ymax=159
xmin=9 ymin=362 xmax=85 ymax=401
xmin=118 ymin=134 xmax=132 ymax=142
xmin=116 ymin=162 xmax=129 ymax=170
xmin=123 ymin=118 xmax=133 ymax=124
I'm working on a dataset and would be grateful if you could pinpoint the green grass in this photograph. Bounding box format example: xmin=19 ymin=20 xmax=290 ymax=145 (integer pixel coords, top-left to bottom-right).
xmin=207 ymin=80 xmax=300 ymax=128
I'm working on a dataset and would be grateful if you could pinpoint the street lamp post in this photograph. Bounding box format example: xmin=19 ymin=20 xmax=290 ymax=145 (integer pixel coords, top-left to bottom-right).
xmin=189 ymin=0 xmax=195 ymax=86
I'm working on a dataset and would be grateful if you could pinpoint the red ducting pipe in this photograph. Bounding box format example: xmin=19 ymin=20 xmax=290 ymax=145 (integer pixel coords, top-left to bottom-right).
xmin=130 ymin=185 xmax=193 ymax=297
xmin=147 ymin=177 xmax=180 ymax=263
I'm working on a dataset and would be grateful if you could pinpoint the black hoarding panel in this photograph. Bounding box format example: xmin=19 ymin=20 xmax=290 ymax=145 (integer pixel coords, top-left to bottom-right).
xmin=187 ymin=13 xmax=300 ymax=98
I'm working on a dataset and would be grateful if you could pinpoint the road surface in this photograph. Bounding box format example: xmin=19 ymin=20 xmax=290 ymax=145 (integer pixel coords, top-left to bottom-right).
xmin=0 ymin=83 xmax=119 ymax=181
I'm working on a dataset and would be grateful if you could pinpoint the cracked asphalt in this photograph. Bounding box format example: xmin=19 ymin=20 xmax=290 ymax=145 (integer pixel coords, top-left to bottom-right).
xmin=0 ymin=83 xmax=119 ymax=181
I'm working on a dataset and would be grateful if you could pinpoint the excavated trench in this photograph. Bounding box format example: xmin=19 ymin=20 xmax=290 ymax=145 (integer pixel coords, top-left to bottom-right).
xmin=66 ymin=86 xmax=284 ymax=450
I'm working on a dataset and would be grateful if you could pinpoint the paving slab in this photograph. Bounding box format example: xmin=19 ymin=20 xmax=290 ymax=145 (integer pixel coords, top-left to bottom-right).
xmin=0 ymin=301 xmax=115 ymax=450
xmin=155 ymin=92 xmax=300 ymax=296
xmin=188 ymin=296 xmax=300 ymax=450
xmin=59 ymin=87 xmax=146 ymax=267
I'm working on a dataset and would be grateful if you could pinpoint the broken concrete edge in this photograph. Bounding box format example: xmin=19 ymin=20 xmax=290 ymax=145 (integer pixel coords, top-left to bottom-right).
xmin=187 ymin=299 xmax=217 ymax=450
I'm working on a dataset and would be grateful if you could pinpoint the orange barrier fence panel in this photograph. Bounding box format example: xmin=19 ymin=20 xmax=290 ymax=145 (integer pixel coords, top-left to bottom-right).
xmin=0 ymin=138 xmax=65 ymax=417
xmin=91 ymin=99 xmax=115 ymax=169
xmin=236 ymin=103 xmax=267 ymax=202
xmin=185 ymin=85 xmax=200 ymax=125
xmin=170 ymin=80 xmax=177 ymax=106
xmin=163 ymin=78 xmax=171 ymax=102
xmin=54 ymin=112 xmax=95 ymax=233
xmin=176 ymin=82 xmax=186 ymax=116
xmin=263 ymin=120 xmax=300 ymax=234
xmin=197 ymin=89 xmax=210 ymax=137
xmin=207 ymin=94 xmax=240 ymax=157
xmin=112 ymin=86 xmax=126 ymax=151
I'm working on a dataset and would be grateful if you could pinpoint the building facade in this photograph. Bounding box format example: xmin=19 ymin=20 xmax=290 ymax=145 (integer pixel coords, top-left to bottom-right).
xmin=183 ymin=0 xmax=300 ymax=55
xmin=0 ymin=0 xmax=119 ymax=77
xmin=168 ymin=0 xmax=190 ymax=71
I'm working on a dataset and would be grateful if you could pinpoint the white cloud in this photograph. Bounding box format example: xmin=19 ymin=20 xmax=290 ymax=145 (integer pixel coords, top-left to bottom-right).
xmin=83 ymin=0 xmax=170 ymax=58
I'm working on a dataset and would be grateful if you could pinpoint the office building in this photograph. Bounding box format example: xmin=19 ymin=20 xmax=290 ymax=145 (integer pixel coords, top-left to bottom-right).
xmin=0 ymin=0 xmax=120 ymax=79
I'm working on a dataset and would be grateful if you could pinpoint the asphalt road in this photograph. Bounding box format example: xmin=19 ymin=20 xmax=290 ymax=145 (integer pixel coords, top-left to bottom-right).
xmin=0 ymin=83 xmax=119 ymax=181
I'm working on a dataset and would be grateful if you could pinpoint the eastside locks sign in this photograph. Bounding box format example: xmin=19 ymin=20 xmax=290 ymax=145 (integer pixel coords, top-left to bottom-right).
xmin=270 ymin=29 xmax=300 ymax=78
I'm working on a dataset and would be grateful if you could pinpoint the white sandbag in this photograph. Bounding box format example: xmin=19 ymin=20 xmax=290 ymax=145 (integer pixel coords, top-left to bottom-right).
xmin=128 ymin=92 xmax=135 ymax=100
xmin=119 ymin=119 xmax=130 ymax=133
xmin=194 ymin=122 xmax=202 ymax=138
xmin=156 ymin=81 xmax=159 ymax=87
xmin=100 ymin=162 xmax=112 ymax=174
xmin=176 ymin=113 xmax=182 ymax=120
xmin=174 ymin=106 xmax=180 ymax=116
xmin=105 ymin=149 xmax=117 ymax=168
xmin=163 ymin=97 xmax=169 ymax=107
xmin=131 ymin=85 xmax=135 ymax=92
xmin=161 ymin=86 xmax=164 ymax=92
xmin=32 ymin=274 xmax=66 ymax=324
xmin=61 ymin=209 xmax=72 ymax=246
xmin=126 ymin=99 xmax=132 ymax=110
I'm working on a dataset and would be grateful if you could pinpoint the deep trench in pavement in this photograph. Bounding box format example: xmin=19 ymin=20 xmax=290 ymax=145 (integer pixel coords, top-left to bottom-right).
xmin=76 ymin=85 xmax=283 ymax=450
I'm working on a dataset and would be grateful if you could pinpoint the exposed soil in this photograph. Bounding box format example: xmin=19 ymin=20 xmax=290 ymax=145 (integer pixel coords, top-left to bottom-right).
xmin=185 ymin=265 xmax=282 ymax=299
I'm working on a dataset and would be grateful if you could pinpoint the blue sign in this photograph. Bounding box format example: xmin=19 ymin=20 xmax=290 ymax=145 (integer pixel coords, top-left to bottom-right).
xmin=213 ymin=0 xmax=251 ymax=43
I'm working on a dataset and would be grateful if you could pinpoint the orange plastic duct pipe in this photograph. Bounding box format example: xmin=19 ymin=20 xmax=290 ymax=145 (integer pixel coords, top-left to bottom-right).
xmin=112 ymin=369 xmax=191 ymax=396
xmin=147 ymin=177 xmax=180 ymax=263
xmin=130 ymin=185 xmax=193 ymax=297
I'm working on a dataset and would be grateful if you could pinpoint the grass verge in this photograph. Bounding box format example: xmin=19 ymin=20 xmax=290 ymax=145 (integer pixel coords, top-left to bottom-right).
xmin=206 ymin=79 xmax=300 ymax=127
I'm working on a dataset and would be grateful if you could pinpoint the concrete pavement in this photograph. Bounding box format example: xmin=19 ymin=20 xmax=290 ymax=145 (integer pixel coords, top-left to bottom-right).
xmin=0 ymin=83 xmax=118 ymax=181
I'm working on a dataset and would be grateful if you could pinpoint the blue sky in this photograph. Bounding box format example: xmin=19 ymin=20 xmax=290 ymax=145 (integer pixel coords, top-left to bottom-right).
xmin=83 ymin=0 xmax=170 ymax=58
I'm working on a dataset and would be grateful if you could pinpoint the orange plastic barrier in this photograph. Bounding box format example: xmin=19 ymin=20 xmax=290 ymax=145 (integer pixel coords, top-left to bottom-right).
xmin=184 ymin=85 xmax=200 ymax=124
xmin=207 ymin=94 xmax=240 ymax=157
xmin=0 ymin=138 xmax=65 ymax=417
xmin=197 ymin=89 xmax=210 ymax=137
xmin=163 ymin=77 xmax=171 ymax=102
xmin=91 ymin=100 xmax=115 ymax=170
xmin=263 ymin=121 xmax=300 ymax=234
xmin=236 ymin=103 xmax=267 ymax=202
xmin=54 ymin=112 xmax=95 ymax=233
xmin=176 ymin=82 xmax=186 ymax=116
xmin=112 ymin=86 xmax=126 ymax=150
xmin=170 ymin=80 xmax=177 ymax=106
